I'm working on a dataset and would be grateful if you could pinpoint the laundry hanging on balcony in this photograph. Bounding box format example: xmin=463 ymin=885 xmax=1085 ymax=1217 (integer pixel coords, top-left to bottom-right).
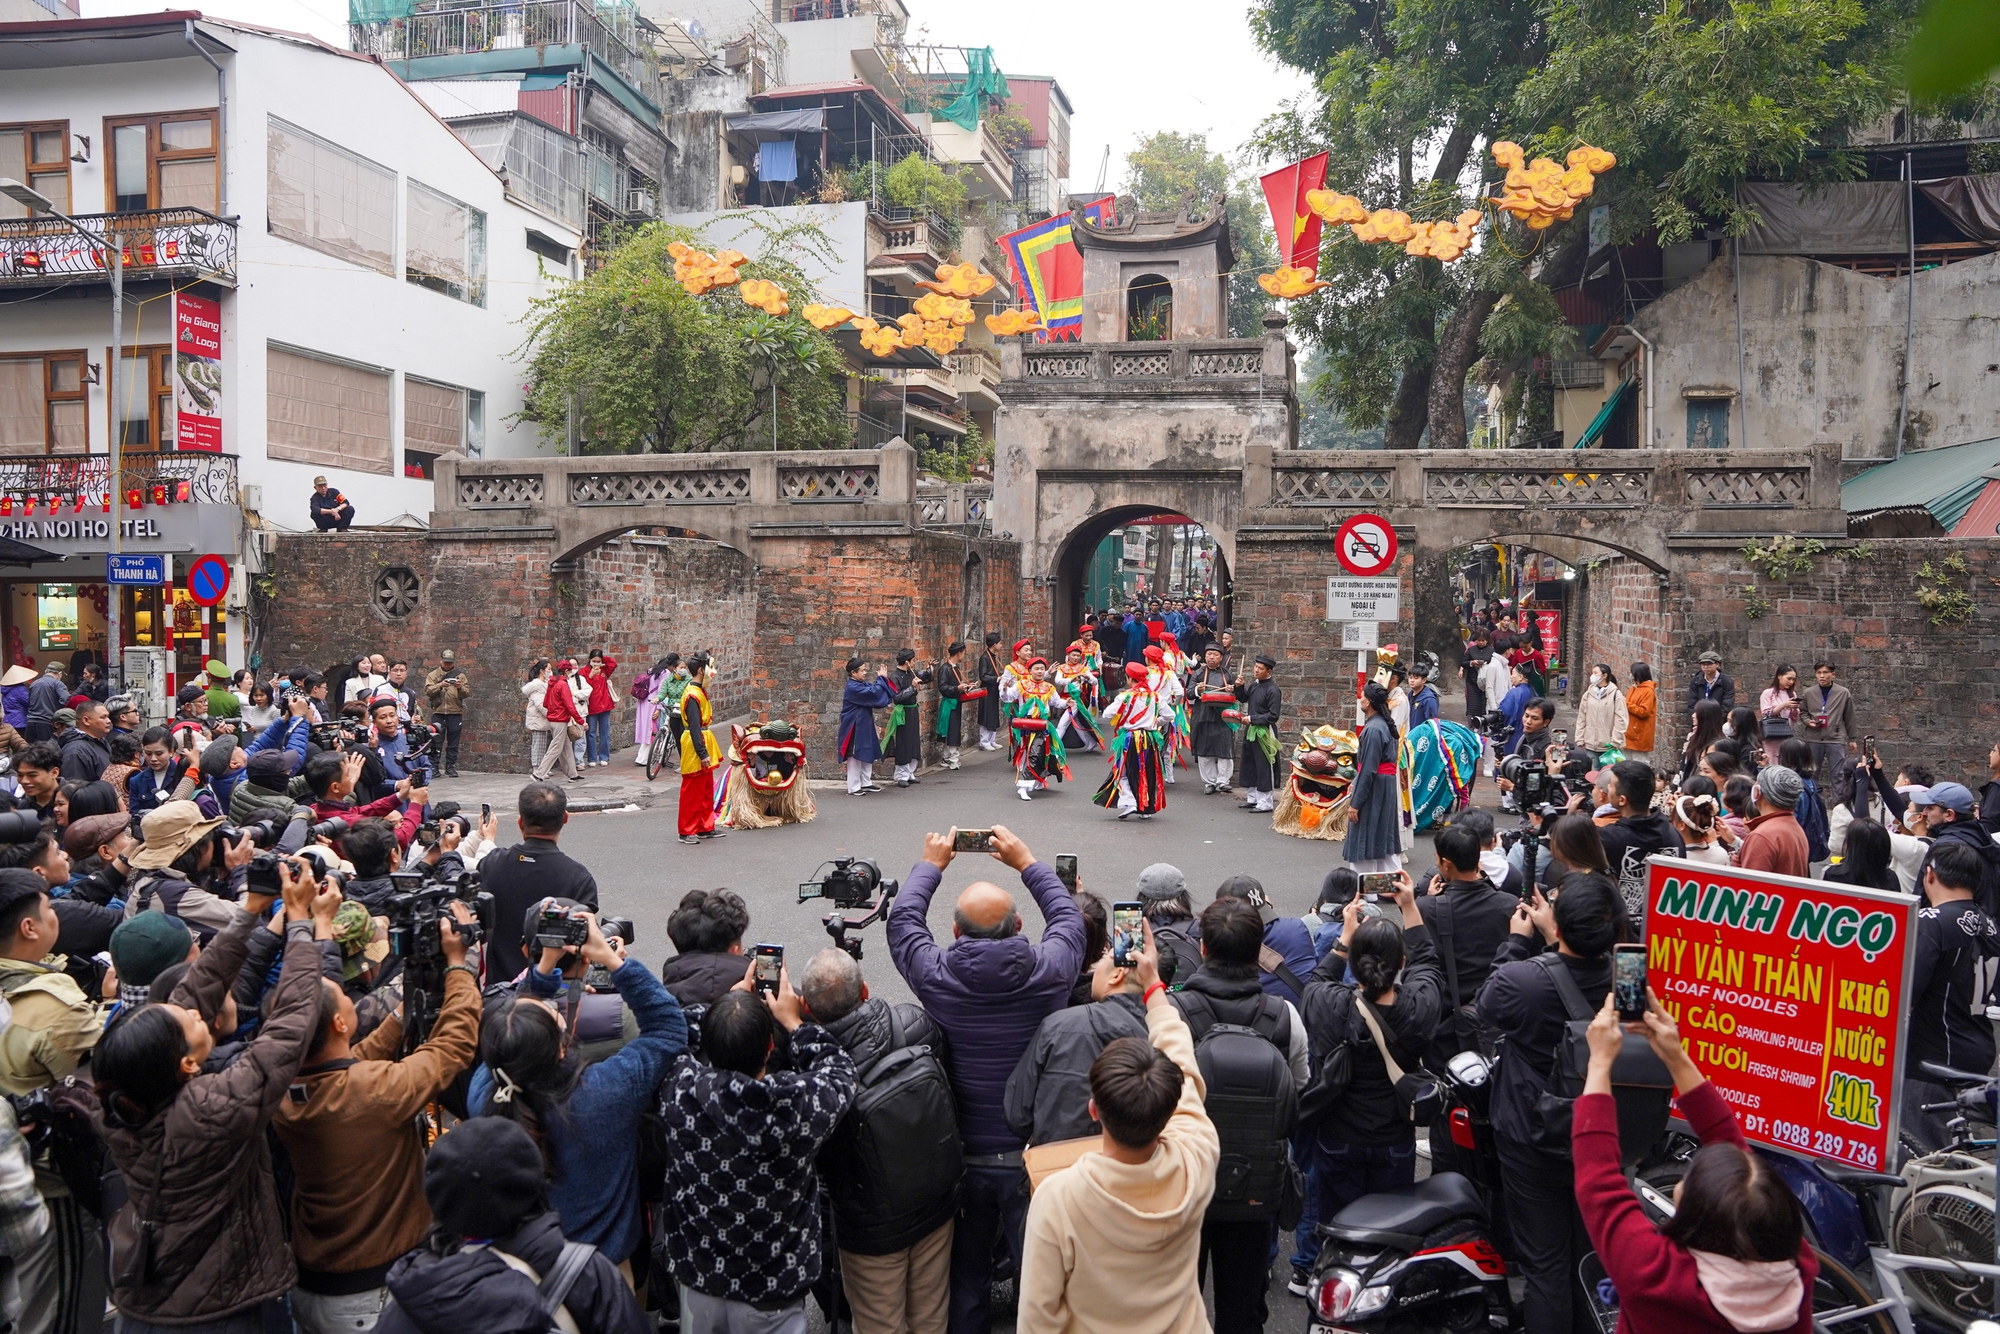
xmin=755 ymin=139 xmax=797 ymax=183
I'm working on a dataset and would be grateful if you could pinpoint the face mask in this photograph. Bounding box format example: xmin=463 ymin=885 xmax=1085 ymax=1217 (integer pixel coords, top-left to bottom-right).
xmin=1723 ymin=721 xmax=1736 ymax=737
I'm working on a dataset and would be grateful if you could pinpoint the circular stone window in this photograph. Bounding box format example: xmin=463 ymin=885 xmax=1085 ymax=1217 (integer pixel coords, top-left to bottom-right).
xmin=374 ymin=567 xmax=420 ymax=619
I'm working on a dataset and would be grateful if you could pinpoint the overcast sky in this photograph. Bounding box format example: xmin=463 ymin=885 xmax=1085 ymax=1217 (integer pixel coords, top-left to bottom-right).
xmin=80 ymin=0 xmax=1312 ymax=192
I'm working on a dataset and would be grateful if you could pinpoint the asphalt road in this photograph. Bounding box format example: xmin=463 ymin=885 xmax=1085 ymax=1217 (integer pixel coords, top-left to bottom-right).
xmin=535 ymin=741 xmax=1448 ymax=1009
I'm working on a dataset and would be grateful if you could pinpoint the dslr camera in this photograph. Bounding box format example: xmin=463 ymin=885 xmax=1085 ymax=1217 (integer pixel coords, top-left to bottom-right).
xmin=311 ymin=719 xmax=365 ymax=750
xmin=532 ymin=906 xmax=634 ymax=954
xmin=799 ymin=857 xmax=895 ymax=908
xmin=1470 ymin=710 xmax=1509 ymax=740
xmin=1498 ymin=753 xmax=1554 ymax=807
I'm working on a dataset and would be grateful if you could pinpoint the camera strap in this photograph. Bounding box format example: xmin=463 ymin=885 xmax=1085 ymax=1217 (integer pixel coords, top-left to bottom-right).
xmin=559 ymin=976 xmax=584 ymax=1044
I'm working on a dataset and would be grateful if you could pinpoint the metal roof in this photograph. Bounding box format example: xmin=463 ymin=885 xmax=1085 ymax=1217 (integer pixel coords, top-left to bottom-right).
xmin=1841 ymin=435 xmax=2000 ymax=530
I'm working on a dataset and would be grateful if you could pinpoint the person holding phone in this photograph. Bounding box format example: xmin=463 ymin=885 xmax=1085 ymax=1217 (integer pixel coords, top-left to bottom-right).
xmin=889 ymin=824 xmax=1085 ymax=1333
xmin=1003 ymin=906 xmax=1152 ymax=1145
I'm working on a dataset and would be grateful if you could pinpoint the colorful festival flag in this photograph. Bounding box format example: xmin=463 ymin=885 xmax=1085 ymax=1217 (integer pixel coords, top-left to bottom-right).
xmin=1260 ymin=152 xmax=1331 ymax=272
xmin=999 ymin=214 xmax=1085 ymax=341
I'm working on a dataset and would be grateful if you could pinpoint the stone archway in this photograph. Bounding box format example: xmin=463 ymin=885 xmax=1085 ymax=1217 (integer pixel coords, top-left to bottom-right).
xmin=1050 ymin=504 xmax=1232 ymax=636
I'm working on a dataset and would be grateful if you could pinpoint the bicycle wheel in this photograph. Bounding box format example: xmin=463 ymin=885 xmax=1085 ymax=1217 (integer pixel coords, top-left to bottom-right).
xmin=646 ymin=728 xmax=671 ymax=782
xmin=1812 ymin=1246 xmax=1899 ymax=1334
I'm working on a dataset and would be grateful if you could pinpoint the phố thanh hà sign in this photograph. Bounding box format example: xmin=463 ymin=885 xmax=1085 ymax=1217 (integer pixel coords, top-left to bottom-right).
xmin=1643 ymin=855 xmax=1917 ymax=1170
xmin=1327 ymin=576 xmax=1400 ymax=623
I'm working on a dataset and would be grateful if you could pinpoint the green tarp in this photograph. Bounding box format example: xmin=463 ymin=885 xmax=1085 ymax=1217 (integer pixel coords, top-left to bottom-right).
xmin=925 ymin=47 xmax=1009 ymax=133
xmin=1577 ymin=375 xmax=1632 ymax=448
xmin=349 ymin=0 xmax=414 ymax=21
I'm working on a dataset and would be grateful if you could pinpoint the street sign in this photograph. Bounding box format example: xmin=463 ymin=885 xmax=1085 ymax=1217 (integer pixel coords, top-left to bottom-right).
xmin=1643 ymin=856 xmax=1917 ymax=1171
xmin=106 ymin=554 xmax=165 ymax=585
xmin=1335 ymin=513 xmax=1398 ymax=577
xmin=186 ymin=554 xmax=230 ymax=607
xmin=1326 ymin=576 xmax=1400 ymax=623
xmin=1340 ymin=621 xmax=1379 ymax=649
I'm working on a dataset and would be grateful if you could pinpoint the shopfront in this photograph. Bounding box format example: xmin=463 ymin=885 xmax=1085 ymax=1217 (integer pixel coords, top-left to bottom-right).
xmin=0 ymin=504 xmax=243 ymax=692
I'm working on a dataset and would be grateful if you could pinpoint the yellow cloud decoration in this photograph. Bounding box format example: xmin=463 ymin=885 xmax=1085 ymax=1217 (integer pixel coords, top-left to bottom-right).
xmin=916 ymin=261 xmax=997 ymax=298
xmin=913 ymin=292 xmax=975 ymax=325
xmin=671 ymin=244 xmax=749 ymax=294
xmin=802 ymin=303 xmax=855 ymax=331
xmin=1351 ymin=209 xmax=1417 ymax=245
xmin=853 ymin=316 xmax=901 ymax=358
xmin=984 ymin=307 xmax=1045 ymax=336
xmin=1304 ymin=188 xmax=1370 ymax=225
xmin=738 ymin=278 xmax=789 ymax=316
xmin=1257 ymin=265 xmax=1331 ymax=298
xmin=1491 ymin=142 xmax=1615 ymax=231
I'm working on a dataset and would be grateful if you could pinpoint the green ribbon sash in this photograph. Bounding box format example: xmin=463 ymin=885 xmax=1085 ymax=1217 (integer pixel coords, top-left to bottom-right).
xmin=1244 ymin=723 xmax=1279 ymax=763
xmin=935 ymin=695 xmax=959 ymax=739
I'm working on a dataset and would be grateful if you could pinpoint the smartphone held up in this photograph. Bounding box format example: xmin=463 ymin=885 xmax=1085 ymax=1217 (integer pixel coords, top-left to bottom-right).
xmin=1110 ymin=901 xmax=1143 ymax=969
xmin=753 ymin=943 xmax=784 ymax=995
xmin=1613 ymin=943 xmax=1647 ymax=1022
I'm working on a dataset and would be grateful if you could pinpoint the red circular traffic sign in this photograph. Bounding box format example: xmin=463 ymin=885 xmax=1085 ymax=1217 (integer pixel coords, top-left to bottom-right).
xmin=1334 ymin=514 xmax=1398 ymax=577
xmin=186 ymin=554 xmax=231 ymax=607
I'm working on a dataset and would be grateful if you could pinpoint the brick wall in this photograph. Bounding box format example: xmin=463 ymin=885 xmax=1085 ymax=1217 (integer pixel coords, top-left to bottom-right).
xmin=1579 ymin=560 xmax=1670 ymax=718
xmin=1230 ymin=536 xmax=1417 ymax=726
xmin=1575 ymin=539 xmax=2000 ymax=782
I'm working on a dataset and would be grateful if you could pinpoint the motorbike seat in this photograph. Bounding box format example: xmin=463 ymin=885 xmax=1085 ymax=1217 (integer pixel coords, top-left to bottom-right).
xmin=1319 ymin=1171 xmax=1487 ymax=1249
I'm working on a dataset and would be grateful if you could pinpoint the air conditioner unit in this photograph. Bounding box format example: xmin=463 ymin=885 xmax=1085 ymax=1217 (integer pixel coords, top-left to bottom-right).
xmin=625 ymin=189 xmax=657 ymax=216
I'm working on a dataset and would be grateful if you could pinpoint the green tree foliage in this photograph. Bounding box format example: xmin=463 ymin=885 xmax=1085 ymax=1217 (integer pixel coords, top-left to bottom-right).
xmin=1122 ymin=131 xmax=1277 ymax=337
xmin=1251 ymin=0 xmax=1916 ymax=450
xmin=514 ymin=221 xmax=851 ymax=454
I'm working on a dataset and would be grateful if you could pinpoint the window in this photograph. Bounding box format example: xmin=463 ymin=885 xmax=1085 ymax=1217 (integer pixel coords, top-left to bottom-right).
xmin=105 ymin=110 xmax=218 ymax=213
xmin=109 ymin=345 xmax=174 ymax=449
xmin=403 ymin=377 xmax=479 ymax=478
xmin=1126 ymin=273 xmax=1173 ymax=341
xmin=0 ymin=121 xmax=70 ymax=218
xmin=1686 ymin=398 xmax=1730 ymax=450
xmin=406 ymin=181 xmax=486 ymax=305
xmin=0 ymin=352 xmax=88 ymax=455
xmin=266 ymin=343 xmax=392 ymax=474
xmin=267 ymin=117 xmax=396 ymax=275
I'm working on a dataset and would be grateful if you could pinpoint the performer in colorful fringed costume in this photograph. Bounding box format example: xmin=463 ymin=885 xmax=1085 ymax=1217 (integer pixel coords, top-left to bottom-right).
xmin=997 ymin=637 xmax=1037 ymax=753
xmin=1075 ymin=623 xmax=1105 ymax=678
xmin=1094 ymin=662 xmax=1167 ymax=820
xmin=1399 ymin=717 xmax=1483 ymax=832
xmin=675 ymin=653 xmax=725 ymax=844
xmin=1143 ymin=640 xmax=1190 ymax=783
xmin=1272 ymin=725 xmax=1359 ymax=840
xmin=1009 ymin=660 xmax=1072 ymax=801
xmin=1052 ymin=644 xmax=1102 ymax=752
xmin=720 ymin=720 xmax=815 ymax=829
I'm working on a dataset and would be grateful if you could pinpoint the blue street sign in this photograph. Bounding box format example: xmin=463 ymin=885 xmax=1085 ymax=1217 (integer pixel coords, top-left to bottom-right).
xmin=106 ymin=554 xmax=166 ymax=585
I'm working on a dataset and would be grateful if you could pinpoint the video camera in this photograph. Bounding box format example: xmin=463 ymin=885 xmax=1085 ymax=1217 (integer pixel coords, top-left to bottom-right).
xmin=1470 ymin=710 xmax=1509 ymax=739
xmin=310 ymin=719 xmax=365 ymax=750
xmin=386 ymin=863 xmax=496 ymax=1052
xmin=801 ymin=857 xmax=900 ymax=960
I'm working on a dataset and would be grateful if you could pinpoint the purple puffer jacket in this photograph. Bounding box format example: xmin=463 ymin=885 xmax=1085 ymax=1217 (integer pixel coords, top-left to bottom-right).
xmin=887 ymin=859 xmax=1085 ymax=1155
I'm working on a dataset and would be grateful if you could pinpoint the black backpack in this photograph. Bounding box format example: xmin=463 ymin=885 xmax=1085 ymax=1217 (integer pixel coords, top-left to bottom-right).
xmin=1176 ymin=992 xmax=1302 ymax=1225
xmin=1152 ymin=924 xmax=1204 ymax=989
xmin=819 ymin=1010 xmax=963 ymax=1254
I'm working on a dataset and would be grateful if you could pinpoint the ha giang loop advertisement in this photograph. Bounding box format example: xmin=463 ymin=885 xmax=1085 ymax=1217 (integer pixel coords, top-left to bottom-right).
xmin=1644 ymin=856 xmax=1918 ymax=1170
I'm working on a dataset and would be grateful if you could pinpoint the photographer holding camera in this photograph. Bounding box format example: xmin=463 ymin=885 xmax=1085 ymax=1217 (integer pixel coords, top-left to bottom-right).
xmin=120 ymin=800 xmax=265 ymax=940
xmin=476 ymin=784 xmax=598 ymax=982
xmin=275 ymin=897 xmax=483 ymax=1334
xmin=888 ymin=824 xmax=1084 ymax=1334
xmin=472 ymin=904 xmax=685 ymax=1276
xmin=305 ymin=751 xmax=428 ymax=852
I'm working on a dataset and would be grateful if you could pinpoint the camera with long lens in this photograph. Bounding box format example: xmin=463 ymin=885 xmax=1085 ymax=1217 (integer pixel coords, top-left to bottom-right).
xmin=584 ymin=916 xmax=635 ymax=989
xmin=1470 ymin=710 xmax=1509 ymax=739
xmin=243 ymin=849 xmax=348 ymax=898
xmin=310 ymin=719 xmax=364 ymax=750
xmin=799 ymin=856 xmax=886 ymax=907
xmin=1498 ymin=753 xmax=1553 ymax=807
xmin=0 ymin=809 xmax=44 ymax=843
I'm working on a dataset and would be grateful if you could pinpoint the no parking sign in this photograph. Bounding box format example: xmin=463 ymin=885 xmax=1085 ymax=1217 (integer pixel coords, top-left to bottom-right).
xmin=186 ymin=554 xmax=230 ymax=607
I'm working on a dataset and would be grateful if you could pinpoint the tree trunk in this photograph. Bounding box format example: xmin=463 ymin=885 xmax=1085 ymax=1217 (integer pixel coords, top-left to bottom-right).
xmin=1426 ymin=288 xmax=1502 ymax=451
xmin=1385 ymin=352 xmax=1433 ymax=450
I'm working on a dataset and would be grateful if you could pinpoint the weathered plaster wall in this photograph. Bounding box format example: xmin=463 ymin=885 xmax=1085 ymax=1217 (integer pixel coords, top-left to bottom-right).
xmin=1633 ymin=251 xmax=2000 ymax=458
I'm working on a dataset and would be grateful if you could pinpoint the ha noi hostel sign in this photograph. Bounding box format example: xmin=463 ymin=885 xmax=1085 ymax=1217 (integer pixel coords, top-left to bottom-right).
xmin=1642 ymin=857 xmax=1918 ymax=1170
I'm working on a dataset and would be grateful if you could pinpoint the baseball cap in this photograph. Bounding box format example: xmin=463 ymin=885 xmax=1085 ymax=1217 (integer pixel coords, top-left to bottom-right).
xmin=424 ymin=1117 xmax=547 ymax=1239
xmin=1213 ymin=874 xmax=1277 ymax=923
xmin=1136 ymin=863 xmax=1187 ymax=902
xmin=245 ymin=750 xmax=293 ymax=785
xmin=441 ymin=650 xmax=457 ymax=662
xmin=1756 ymin=764 xmax=1803 ymax=810
xmin=109 ymin=913 xmax=192 ymax=989
xmin=1911 ymin=782 xmax=1977 ymax=816
xmin=130 ymin=800 xmax=226 ymax=870
xmin=332 ymin=901 xmax=391 ymax=980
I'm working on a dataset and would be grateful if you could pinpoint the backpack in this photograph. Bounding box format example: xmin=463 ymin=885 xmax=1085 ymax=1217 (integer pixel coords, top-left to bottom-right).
xmin=1176 ymin=992 xmax=1302 ymax=1226
xmin=1526 ymin=953 xmax=1598 ymax=1151
xmin=1795 ymin=778 xmax=1830 ymax=862
xmin=490 ymin=1240 xmax=595 ymax=1334
xmin=1152 ymin=924 xmax=1204 ymax=989
xmin=819 ymin=1010 xmax=963 ymax=1252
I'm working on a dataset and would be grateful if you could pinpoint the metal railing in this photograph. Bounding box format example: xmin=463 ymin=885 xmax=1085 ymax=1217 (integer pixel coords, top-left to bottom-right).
xmin=0 ymin=451 xmax=238 ymax=506
xmin=351 ymin=0 xmax=660 ymax=106
xmin=0 ymin=208 xmax=237 ymax=288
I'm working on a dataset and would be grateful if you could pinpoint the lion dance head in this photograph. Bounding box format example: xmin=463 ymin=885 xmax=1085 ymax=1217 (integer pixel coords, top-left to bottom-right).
xmin=723 ymin=721 xmax=816 ymax=828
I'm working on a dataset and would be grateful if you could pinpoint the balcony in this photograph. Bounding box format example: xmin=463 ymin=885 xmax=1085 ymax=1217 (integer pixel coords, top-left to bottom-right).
xmin=0 ymin=451 xmax=239 ymax=506
xmin=351 ymin=0 xmax=661 ymax=111
xmin=925 ymin=118 xmax=1013 ymax=201
xmin=0 ymin=208 xmax=237 ymax=290
xmin=949 ymin=347 xmax=1001 ymax=410
xmin=866 ymin=206 xmax=951 ymax=273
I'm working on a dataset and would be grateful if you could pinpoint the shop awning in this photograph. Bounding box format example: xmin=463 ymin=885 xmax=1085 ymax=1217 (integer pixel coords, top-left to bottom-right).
xmin=1576 ymin=376 xmax=1633 ymax=448
xmin=0 ymin=535 xmax=67 ymax=566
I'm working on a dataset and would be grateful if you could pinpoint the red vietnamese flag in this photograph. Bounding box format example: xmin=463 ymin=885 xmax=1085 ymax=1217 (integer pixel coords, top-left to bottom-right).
xmin=1260 ymin=152 xmax=1331 ymax=272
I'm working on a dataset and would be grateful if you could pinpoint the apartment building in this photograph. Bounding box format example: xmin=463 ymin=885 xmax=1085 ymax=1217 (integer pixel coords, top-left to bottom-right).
xmin=0 ymin=11 xmax=580 ymax=682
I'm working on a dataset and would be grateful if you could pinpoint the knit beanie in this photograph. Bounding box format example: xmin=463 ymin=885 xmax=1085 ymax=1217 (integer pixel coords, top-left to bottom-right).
xmin=109 ymin=913 xmax=191 ymax=989
xmin=424 ymin=1118 xmax=547 ymax=1239
xmin=1756 ymin=764 xmax=1803 ymax=810
xmin=200 ymin=737 xmax=238 ymax=779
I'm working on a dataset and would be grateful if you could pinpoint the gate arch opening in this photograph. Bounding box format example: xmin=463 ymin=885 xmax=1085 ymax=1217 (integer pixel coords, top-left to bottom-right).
xmin=1052 ymin=505 xmax=1230 ymax=637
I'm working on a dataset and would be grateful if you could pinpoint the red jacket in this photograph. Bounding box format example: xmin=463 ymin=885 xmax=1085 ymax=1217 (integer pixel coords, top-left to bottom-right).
xmin=1576 ymin=1081 xmax=1815 ymax=1334
xmin=543 ymin=675 xmax=583 ymax=726
xmin=1735 ymin=810 xmax=1810 ymax=879
xmin=311 ymin=793 xmax=423 ymax=849
xmin=583 ymin=658 xmax=617 ymax=716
